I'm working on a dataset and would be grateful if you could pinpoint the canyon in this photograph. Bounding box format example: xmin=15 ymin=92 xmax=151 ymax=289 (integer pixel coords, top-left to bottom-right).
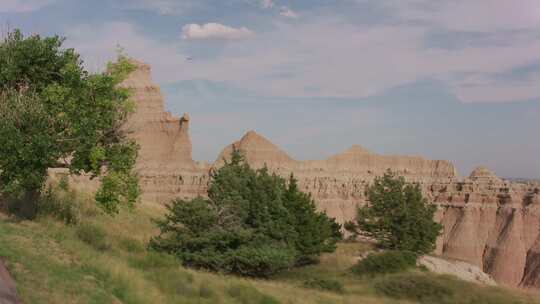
xmin=123 ymin=60 xmax=540 ymax=288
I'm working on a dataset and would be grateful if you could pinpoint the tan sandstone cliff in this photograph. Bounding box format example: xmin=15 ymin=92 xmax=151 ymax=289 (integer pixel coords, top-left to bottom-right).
xmin=121 ymin=60 xmax=209 ymax=203
xmin=213 ymin=130 xmax=457 ymax=222
xmin=115 ymin=60 xmax=540 ymax=288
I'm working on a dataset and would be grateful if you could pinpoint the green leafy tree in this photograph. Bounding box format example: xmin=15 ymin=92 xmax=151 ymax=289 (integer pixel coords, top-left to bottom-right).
xmin=150 ymin=150 xmax=341 ymax=277
xmin=0 ymin=29 xmax=139 ymax=217
xmin=345 ymin=171 xmax=442 ymax=254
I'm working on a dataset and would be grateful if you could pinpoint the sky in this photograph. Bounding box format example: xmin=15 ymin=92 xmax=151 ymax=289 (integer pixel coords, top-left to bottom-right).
xmin=1 ymin=0 xmax=539 ymax=179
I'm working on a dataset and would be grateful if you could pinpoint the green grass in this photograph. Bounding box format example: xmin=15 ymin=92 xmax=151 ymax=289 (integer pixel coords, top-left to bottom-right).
xmin=303 ymin=278 xmax=344 ymax=294
xmin=374 ymin=272 xmax=532 ymax=304
xmin=352 ymin=250 xmax=418 ymax=276
xmin=76 ymin=223 xmax=111 ymax=251
xmin=0 ymin=186 xmax=538 ymax=304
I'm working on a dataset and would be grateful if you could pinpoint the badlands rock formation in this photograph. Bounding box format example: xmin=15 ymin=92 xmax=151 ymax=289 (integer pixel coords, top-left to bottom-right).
xmin=121 ymin=60 xmax=209 ymax=203
xmin=118 ymin=60 xmax=540 ymax=288
xmin=214 ymin=131 xmax=457 ymax=222
xmin=120 ymin=61 xmax=193 ymax=166
xmin=432 ymin=167 xmax=540 ymax=287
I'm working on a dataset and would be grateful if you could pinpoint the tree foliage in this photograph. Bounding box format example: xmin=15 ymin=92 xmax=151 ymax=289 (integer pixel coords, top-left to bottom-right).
xmin=150 ymin=150 xmax=341 ymax=277
xmin=0 ymin=29 xmax=139 ymax=216
xmin=345 ymin=171 xmax=442 ymax=254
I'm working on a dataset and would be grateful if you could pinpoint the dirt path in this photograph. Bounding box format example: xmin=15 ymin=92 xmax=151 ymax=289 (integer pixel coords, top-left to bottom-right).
xmin=0 ymin=260 xmax=21 ymax=304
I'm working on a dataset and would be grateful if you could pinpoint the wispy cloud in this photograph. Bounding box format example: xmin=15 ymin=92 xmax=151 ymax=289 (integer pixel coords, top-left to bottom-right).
xmin=182 ymin=23 xmax=254 ymax=40
xmin=59 ymin=0 xmax=540 ymax=104
xmin=363 ymin=0 xmax=540 ymax=32
xmin=280 ymin=6 xmax=298 ymax=18
xmin=119 ymin=0 xmax=198 ymax=15
xmin=0 ymin=0 xmax=55 ymax=13
xmin=260 ymin=0 xmax=274 ymax=9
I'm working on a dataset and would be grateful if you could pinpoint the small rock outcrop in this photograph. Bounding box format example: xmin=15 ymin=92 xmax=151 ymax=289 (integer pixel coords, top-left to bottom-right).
xmin=0 ymin=260 xmax=21 ymax=304
xmin=418 ymin=255 xmax=497 ymax=286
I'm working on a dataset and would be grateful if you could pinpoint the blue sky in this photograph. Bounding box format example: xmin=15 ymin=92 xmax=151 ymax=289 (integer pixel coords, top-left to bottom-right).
xmin=2 ymin=0 xmax=539 ymax=178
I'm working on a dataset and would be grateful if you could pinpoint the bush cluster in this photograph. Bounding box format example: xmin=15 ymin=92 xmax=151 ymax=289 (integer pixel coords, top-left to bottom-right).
xmin=149 ymin=150 xmax=341 ymax=277
xmin=352 ymin=250 xmax=418 ymax=276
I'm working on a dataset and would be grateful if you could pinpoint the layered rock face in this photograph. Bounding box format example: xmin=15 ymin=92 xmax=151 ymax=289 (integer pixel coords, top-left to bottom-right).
xmin=121 ymin=60 xmax=209 ymax=203
xmin=117 ymin=60 xmax=540 ymax=288
xmin=215 ymin=131 xmax=457 ymax=222
xmin=216 ymin=134 xmax=540 ymax=288
xmin=431 ymin=167 xmax=540 ymax=287
xmin=121 ymin=60 xmax=194 ymax=166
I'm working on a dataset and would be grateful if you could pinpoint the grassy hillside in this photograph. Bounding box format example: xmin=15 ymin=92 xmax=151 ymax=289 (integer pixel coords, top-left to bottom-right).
xmin=0 ymin=187 xmax=538 ymax=304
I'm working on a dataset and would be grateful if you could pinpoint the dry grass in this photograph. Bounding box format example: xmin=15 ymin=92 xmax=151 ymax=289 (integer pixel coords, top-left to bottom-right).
xmin=0 ymin=187 xmax=538 ymax=304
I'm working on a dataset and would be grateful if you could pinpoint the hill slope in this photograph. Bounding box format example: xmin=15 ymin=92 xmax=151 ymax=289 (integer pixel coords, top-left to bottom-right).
xmin=0 ymin=190 xmax=538 ymax=304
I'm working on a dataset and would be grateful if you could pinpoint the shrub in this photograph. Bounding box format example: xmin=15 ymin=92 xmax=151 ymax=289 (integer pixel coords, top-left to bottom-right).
xmin=225 ymin=244 xmax=297 ymax=277
xmin=76 ymin=223 xmax=110 ymax=251
xmin=149 ymin=150 xmax=341 ymax=277
xmin=303 ymin=278 xmax=344 ymax=293
xmin=346 ymin=171 xmax=442 ymax=254
xmin=227 ymin=284 xmax=280 ymax=304
xmin=352 ymin=250 xmax=417 ymax=276
xmin=38 ymin=185 xmax=80 ymax=225
xmin=35 ymin=182 xmax=99 ymax=225
xmin=374 ymin=272 xmax=453 ymax=303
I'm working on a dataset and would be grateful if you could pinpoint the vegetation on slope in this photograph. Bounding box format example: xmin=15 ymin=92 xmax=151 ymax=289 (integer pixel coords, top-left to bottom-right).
xmin=0 ymin=184 xmax=538 ymax=304
xmin=0 ymin=28 xmax=538 ymax=304
xmin=345 ymin=171 xmax=442 ymax=254
xmin=150 ymin=150 xmax=341 ymax=278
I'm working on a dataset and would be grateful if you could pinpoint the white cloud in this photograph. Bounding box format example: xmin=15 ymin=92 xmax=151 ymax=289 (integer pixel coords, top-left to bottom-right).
xmin=173 ymin=18 xmax=540 ymax=102
xmin=65 ymin=3 xmax=540 ymax=104
xmin=0 ymin=0 xmax=55 ymax=13
xmin=260 ymin=0 xmax=274 ymax=9
xmin=181 ymin=23 xmax=254 ymax=40
xmin=280 ymin=6 xmax=298 ymax=18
